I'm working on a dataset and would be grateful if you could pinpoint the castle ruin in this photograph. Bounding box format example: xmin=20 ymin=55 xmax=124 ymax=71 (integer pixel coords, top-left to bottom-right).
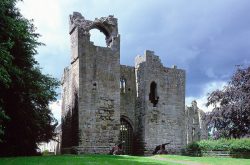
xmin=61 ymin=12 xmax=207 ymax=155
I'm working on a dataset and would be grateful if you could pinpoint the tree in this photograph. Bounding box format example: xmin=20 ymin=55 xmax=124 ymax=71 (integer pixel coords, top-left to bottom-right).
xmin=0 ymin=109 xmax=10 ymax=143
xmin=206 ymin=66 xmax=250 ymax=139
xmin=0 ymin=0 xmax=59 ymax=156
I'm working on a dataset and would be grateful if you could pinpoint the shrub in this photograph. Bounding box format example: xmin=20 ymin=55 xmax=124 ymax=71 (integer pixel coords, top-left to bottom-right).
xmin=230 ymin=138 xmax=250 ymax=152
xmin=186 ymin=142 xmax=202 ymax=156
xmin=186 ymin=138 xmax=250 ymax=154
xmin=42 ymin=150 xmax=50 ymax=156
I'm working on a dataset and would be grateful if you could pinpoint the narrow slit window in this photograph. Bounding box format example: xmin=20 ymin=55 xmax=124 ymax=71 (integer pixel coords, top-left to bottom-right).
xmin=120 ymin=77 xmax=126 ymax=93
xmin=192 ymin=127 xmax=195 ymax=140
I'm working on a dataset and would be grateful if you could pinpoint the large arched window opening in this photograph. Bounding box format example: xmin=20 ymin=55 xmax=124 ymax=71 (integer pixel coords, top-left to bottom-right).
xmin=149 ymin=81 xmax=159 ymax=107
xmin=120 ymin=118 xmax=133 ymax=155
xmin=89 ymin=29 xmax=106 ymax=47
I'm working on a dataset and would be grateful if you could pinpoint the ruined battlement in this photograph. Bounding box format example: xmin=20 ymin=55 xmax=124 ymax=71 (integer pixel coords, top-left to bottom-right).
xmin=135 ymin=50 xmax=162 ymax=67
xmin=69 ymin=12 xmax=119 ymax=48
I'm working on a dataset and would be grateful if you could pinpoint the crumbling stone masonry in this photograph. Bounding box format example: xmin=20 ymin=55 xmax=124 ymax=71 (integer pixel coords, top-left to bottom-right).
xmin=134 ymin=51 xmax=186 ymax=154
xmin=185 ymin=101 xmax=208 ymax=144
xmin=61 ymin=12 xmax=207 ymax=155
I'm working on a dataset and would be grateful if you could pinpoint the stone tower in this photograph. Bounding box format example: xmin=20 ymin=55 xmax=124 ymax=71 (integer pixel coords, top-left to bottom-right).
xmin=135 ymin=51 xmax=186 ymax=154
xmin=61 ymin=12 xmax=120 ymax=153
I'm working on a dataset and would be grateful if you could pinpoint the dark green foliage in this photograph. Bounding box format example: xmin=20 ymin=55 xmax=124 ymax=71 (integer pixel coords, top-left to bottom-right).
xmin=187 ymin=138 xmax=250 ymax=153
xmin=186 ymin=142 xmax=202 ymax=156
xmin=0 ymin=109 xmax=10 ymax=142
xmin=206 ymin=66 xmax=250 ymax=139
xmin=42 ymin=150 xmax=50 ymax=156
xmin=0 ymin=0 xmax=59 ymax=156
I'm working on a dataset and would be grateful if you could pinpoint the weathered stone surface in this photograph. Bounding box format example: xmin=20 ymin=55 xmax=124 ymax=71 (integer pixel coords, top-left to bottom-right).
xmin=61 ymin=12 xmax=207 ymax=155
xmin=185 ymin=100 xmax=208 ymax=144
xmin=62 ymin=12 xmax=120 ymax=154
xmin=135 ymin=50 xmax=186 ymax=154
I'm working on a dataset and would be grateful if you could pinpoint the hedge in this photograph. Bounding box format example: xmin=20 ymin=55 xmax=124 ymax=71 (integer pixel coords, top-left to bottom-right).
xmin=186 ymin=138 xmax=250 ymax=156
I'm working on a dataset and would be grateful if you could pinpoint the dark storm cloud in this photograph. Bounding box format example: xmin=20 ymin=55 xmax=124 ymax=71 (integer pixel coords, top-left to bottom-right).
xmin=118 ymin=0 xmax=250 ymax=97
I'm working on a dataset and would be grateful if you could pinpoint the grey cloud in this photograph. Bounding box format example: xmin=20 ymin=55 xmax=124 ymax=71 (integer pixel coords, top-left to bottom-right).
xmin=117 ymin=0 xmax=250 ymax=97
xmin=29 ymin=0 xmax=250 ymax=99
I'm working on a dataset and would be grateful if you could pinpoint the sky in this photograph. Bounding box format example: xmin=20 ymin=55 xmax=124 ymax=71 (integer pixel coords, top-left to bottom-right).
xmin=17 ymin=0 xmax=250 ymax=122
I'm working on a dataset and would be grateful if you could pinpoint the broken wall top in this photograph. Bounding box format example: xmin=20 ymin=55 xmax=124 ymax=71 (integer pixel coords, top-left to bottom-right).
xmin=69 ymin=12 xmax=119 ymax=47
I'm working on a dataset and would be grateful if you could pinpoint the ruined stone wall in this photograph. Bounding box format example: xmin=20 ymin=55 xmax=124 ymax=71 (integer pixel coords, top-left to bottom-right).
xmin=77 ymin=40 xmax=120 ymax=153
xmin=199 ymin=110 xmax=208 ymax=140
xmin=185 ymin=102 xmax=200 ymax=144
xmin=120 ymin=65 xmax=137 ymax=154
xmin=61 ymin=67 xmax=71 ymax=150
xmin=134 ymin=55 xmax=147 ymax=155
xmin=185 ymin=101 xmax=208 ymax=144
xmin=120 ymin=65 xmax=136 ymax=126
xmin=61 ymin=53 xmax=79 ymax=153
xmin=135 ymin=50 xmax=186 ymax=154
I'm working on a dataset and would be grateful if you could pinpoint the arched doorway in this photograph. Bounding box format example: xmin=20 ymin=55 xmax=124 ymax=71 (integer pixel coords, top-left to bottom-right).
xmin=120 ymin=118 xmax=133 ymax=155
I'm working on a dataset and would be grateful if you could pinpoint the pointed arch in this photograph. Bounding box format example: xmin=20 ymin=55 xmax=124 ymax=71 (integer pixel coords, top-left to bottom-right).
xmin=120 ymin=117 xmax=133 ymax=155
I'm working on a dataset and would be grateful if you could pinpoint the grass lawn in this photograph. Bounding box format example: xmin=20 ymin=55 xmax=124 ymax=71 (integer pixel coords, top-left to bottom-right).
xmin=0 ymin=154 xmax=249 ymax=165
xmin=0 ymin=155 xmax=177 ymax=165
xmin=159 ymin=155 xmax=250 ymax=165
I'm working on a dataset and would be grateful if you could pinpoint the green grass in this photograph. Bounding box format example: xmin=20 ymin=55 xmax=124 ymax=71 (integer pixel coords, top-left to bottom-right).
xmin=160 ymin=155 xmax=250 ymax=165
xmin=0 ymin=154 xmax=249 ymax=165
xmin=0 ymin=155 xmax=177 ymax=165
